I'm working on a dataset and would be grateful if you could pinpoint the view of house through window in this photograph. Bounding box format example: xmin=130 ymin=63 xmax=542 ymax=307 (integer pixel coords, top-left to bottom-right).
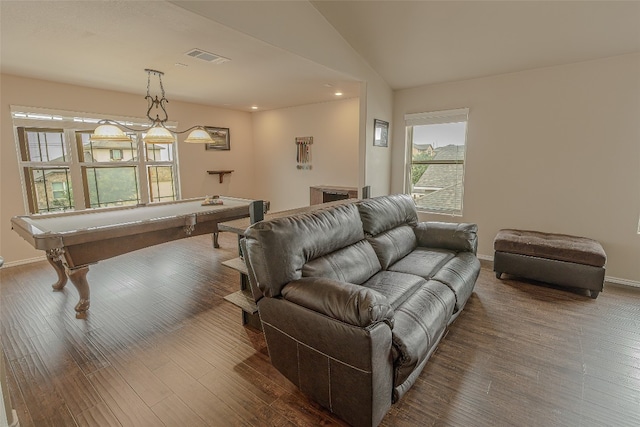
xmin=13 ymin=107 xmax=180 ymax=213
xmin=405 ymin=108 xmax=468 ymax=215
xmin=17 ymin=128 xmax=74 ymax=213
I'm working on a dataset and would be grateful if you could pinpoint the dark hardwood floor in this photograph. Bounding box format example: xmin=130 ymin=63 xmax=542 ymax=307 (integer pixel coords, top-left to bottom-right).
xmin=1 ymin=233 xmax=639 ymax=426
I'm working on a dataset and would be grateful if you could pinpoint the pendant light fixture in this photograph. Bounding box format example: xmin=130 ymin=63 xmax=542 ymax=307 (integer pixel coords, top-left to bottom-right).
xmin=90 ymin=69 xmax=214 ymax=144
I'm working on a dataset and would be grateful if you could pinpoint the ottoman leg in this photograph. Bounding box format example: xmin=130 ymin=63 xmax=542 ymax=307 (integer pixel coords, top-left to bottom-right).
xmin=590 ymin=290 xmax=600 ymax=299
xmin=495 ymin=271 xmax=502 ymax=279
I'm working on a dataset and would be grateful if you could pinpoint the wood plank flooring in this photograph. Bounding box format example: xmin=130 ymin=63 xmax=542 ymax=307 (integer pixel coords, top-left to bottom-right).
xmin=1 ymin=233 xmax=640 ymax=426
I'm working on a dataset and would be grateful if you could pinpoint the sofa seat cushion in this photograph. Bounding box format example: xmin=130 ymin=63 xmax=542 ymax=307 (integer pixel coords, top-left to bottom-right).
xmin=387 ymin=247 xmax=454 ymax=280
xmin=391 ymin=280 xmax=455 ymax=387
xmin=303 ymin=240 xmax=381 ymax=285
xmin=431 ymin=252 xmax=480 ymax=312
xmin=361 ymin=271 xmax=426 ymax=309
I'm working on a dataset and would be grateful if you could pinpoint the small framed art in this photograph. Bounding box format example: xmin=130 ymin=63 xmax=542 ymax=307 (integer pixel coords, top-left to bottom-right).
xmin=373 ymin=119 xmax=389 ymax=147
xmin=204 ymin=126 xmax=230 ymax=151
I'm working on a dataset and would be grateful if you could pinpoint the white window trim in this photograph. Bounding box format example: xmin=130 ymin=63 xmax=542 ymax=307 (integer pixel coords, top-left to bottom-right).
xmin=404 ymin=108 xmax=469 ymax=217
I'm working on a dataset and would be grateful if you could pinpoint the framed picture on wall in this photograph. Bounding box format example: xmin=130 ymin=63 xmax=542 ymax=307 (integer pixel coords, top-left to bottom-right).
xmin=373 ymin=119 xmax=389 ymax=147
xmin=204 ymin=126 xmax=230 ymax=151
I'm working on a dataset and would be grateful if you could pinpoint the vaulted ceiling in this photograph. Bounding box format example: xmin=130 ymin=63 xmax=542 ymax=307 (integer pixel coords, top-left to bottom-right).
xmin=1 ymin=1 xmax=638 ymax=112
xmin=313 ymin=0 xmax=640 ymax=89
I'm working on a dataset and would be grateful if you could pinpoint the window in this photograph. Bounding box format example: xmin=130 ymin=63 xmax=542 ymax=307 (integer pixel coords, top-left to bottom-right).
xmin=17 ymin=128 xmax=74 ymax=212
xmin=144 ymin=140 xmax=177 ymax=203
xmin=148 ymin=166 xmax=176 ymax=202
xmin=405 ymin=108 xmax=468 ymax=216
xmin=13 ymin=106 xmax=180 ymax=213
xmin=51 ymin=182 xmax=67 ymax=199
xmin=110 ymin=149 xmax=123 ymax=161
xmin=76 ymin=131 xmax=142 ymax=208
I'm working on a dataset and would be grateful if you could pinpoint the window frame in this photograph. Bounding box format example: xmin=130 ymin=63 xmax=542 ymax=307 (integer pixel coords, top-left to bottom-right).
xmin=12 ymin=106 xmax=181 ymax=214
xmin=16 ymin=127 xmax=75 ymax=213
xmin=75 ymin=130 xmax=144 ymax=209
xmin=404 ymin=108 xmax=469 ymax=216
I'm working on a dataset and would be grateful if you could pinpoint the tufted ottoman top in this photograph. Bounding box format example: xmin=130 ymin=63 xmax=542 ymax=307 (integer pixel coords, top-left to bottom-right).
xmin=494 ymin=229 xmax=606 ymax=267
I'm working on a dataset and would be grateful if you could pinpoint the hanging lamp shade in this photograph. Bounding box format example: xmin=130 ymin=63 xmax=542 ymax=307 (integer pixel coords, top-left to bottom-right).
xmin=184 ymin=128 xmax=214 ymax=144
xmin=143 ymin=125 xmax=175 ymax=143
xmin=91 ymin=70 xmax=215 ymax=145
xmin=90 ymin=124 xmax=132 ymax=142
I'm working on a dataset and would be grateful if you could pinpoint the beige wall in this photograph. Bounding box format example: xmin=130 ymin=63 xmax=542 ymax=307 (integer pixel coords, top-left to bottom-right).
xmin=392 ymin=53 xmax=640 ymax=283
xmin=1 ymin=75 xmax=360 ymax=264
xmin=363 ymin=78 xmax=394 ymax=198
xmin=1 ymin=74 xmax=255 ymax=264
xmin=251 ymin=97 xmax=360 ymax=211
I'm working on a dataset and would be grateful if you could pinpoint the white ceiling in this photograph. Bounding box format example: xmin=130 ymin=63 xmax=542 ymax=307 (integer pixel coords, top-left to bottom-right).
xmin=1 ymin=1 xmax=639 ymax=111
xmin=0 ymin=0 xmax=361 ymax=111
xmin=314 ymin=0 xmax=640 ymax=89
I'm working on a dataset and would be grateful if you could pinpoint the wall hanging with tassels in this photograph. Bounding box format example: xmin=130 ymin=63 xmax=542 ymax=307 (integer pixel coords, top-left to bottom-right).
xmin=296 ymin=136 xmax=313 ymax=170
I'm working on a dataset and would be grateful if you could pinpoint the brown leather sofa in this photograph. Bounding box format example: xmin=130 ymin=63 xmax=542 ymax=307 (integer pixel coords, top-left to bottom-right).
xmin=241 ymin=194 xmax=480 ymax=426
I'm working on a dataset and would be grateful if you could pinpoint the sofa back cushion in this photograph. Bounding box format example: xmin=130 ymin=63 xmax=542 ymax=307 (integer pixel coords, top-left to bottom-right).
xmin=244 ymin=203 xmax=366 ymax=298
xmin=357 ymin=194 xmax=419 ymax=268
xmin=367 ymin=225 xmax=417 ymax=269
xmin=357 ymin=194 xmax=418 ymax=236
xmin=303 ymin=240 xmax=381 ymax=285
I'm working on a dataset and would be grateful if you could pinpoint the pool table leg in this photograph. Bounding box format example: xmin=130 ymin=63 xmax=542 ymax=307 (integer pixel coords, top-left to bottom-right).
xmin=68 ymin=266 xmax=91 ymax=319
xmin=46 ymin=250 xmax=68 ymax=290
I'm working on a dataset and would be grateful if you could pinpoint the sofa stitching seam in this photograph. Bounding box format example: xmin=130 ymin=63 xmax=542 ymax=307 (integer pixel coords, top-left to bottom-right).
xmin=260 ymin=320 xmax=373 ymax=374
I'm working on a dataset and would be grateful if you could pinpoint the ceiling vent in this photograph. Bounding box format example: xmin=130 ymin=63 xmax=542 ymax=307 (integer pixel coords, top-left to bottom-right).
xmin=185 ymin=48 xmax=230 ymax=65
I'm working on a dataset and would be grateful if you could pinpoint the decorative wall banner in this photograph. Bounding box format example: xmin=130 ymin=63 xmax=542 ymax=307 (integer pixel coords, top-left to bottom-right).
xmin=296 ymin=136 xmax=313 ymax=170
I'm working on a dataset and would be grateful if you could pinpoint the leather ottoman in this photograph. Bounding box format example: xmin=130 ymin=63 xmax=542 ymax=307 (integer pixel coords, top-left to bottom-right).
xmin=493 ymin=229 xmax=606 ymax=298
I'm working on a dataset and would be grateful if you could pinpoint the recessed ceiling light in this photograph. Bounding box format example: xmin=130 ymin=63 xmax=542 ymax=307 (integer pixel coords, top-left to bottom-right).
xmin=324 ymin=83 xmax=333 ymax=88
xmin=335 ymin=92 xmax=343 ymax=96
xmin=174 ymin=62 xmax=188 ymax=67
xmin=251 ymin=106 xmax=258 ymax=110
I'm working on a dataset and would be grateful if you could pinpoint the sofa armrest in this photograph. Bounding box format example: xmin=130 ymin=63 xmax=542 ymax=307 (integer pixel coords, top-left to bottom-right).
xmin=257 ymin=296 xmax=394 ymax=426
xmin=414 ymin=221 xmax=478 ymax=254
xmin=281 ymin=277 xmax=394 ymax=328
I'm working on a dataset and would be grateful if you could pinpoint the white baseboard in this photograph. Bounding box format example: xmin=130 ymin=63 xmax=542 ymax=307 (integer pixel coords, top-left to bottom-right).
xmin=2 ymin=256 xmax=46 ymax=268
xmin=9 ymin=409 xmax=19 ymax=427
xmin=476 ymin=253 xmax=640 ymax=288
xmin=605 ymin=276 xmax=640 ymax=288
xmin=477 ymin=253 xmax=493 ymax=262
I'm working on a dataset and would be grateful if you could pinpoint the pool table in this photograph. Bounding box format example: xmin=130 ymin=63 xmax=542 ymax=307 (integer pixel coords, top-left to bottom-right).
xmin=11 ymin=197 xmax=264 ymax=318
